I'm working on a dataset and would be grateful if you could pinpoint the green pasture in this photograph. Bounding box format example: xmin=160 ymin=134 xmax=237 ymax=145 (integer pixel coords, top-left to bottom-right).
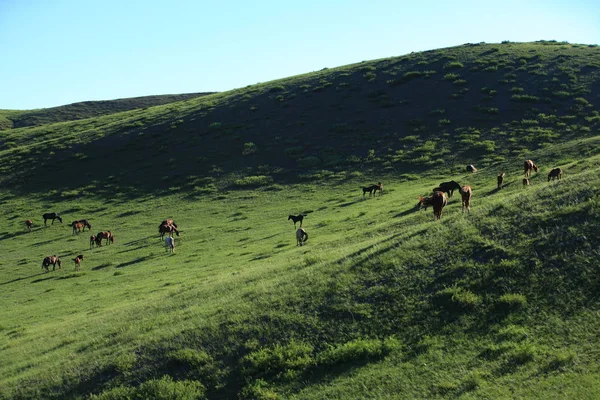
xmin=1 ymin=133 xmax=600 ymax=398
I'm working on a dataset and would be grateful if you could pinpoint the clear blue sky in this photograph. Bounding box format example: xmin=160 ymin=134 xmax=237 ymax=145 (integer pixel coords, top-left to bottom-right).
xmin=1 ymin=0 xmax=598 ymax=110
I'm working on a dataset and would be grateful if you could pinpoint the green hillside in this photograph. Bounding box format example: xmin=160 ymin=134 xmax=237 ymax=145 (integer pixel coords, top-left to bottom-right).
xmin=0 ymin=92 xmax=215 ymax=131
xmin=0 ymin=41 xmax=599 ymax=399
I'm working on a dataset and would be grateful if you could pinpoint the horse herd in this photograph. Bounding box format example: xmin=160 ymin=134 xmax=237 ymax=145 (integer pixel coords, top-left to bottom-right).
xmin=29 ymin=159 xmax=564 ymax=266
xmin=28 ymin=215 xmax=179 ymax=272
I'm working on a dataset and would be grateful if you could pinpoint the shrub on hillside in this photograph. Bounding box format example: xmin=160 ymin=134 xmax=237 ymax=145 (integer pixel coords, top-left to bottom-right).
xmin=317 ymin=337 xmax=400 ymax=367
xmin=434 ymin=287 xmax=482 ymax=311
xmin=233 ymin=175 xmax=273 ymax=187
xmin=241 ymin=340 xmax=314 ymax=380
xmin=496 ymin=293 xmax=527 ymax=312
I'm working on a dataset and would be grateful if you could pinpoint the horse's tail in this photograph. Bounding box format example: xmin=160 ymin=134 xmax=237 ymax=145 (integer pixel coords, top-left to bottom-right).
xmin=303 ymin=232 xmax=308 ymax=242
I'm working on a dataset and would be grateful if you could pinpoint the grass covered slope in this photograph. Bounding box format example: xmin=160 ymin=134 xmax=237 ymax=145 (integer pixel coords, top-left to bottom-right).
xmin=0 ymin=134 xmax=599 ymax=399
xmin=0 ymin=92 xmax=215 ymax=130
xmin=0 ymin=41 xmax=599 ymax=196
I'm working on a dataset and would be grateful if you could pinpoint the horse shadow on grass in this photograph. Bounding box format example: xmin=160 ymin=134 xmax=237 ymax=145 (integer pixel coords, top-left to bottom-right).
xmin=0 ymin=272 xmax=47 ymax=286
xmin=0 ymin=230 xmax=32 ymax=241
xmin=115 ymin=256 xmax=153 ymax=269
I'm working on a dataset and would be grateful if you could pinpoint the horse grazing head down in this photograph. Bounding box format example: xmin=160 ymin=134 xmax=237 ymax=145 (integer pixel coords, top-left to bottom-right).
xmin=459 ymin=186 xmax=472 ymax=213
xmin=548 ymin=168 xmax=563 ymax=182
xmin=296 ymin=228 xmax=308 ymax=246
xmin=438 ymin=181 xmax=461 ymax=197
xmin=73 ymin=255 xmax=84 ymax=270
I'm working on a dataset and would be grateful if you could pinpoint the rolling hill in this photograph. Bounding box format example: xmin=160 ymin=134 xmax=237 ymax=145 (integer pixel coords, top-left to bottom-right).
xmin=0 ymin=41 xmax=599 ymax=399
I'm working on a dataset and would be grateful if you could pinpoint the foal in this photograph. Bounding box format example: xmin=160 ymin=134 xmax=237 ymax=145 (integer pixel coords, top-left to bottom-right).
xmin=25 ymin=220 xmax=33 ymax=232
xmin=73 ymin=255 xmax=84 ymax=271
xmin=523 ymin=178 xmax=531 ymax=187
xmin=165 ymin=236 xmax=175 ymax=253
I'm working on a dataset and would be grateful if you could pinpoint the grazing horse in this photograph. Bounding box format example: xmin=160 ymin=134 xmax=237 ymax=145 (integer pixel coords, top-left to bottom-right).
xmin=437 ymin=181 xmax=461 ymax=198
xmin=165 ymin=236 xmax=175 ymax=253
xmin=466 ymin=164 xmax=478 ymax=173
xmin=288 ymin=214 xmax=305 ymax=228
xmin=72 ymin=222 xmax=84 ymax=235
xmin=159 ymin=222 xmax=179 ymax=239
xmin=160 ymin=219 xmax=178 ymax=229
xmin=70 ymin=219 xmax=92 ymax=232
xmin=95 ymin=231 xmax=114 ymax=246
xmin=523 ymin=178 xmax=530 ymax=187
xmin=73 ymin=255 xmax=84 ymax=271
xmin=459 ymin=185 xmax=473 ymax=214
xmin=89 ymin=235 xmax=96 ymax=249
xmin=548 ymin=168 xmax=563 ymax=182
xmin=42 ymin=255 xmax=62 ymax=272
xmin=42 ymin=212 xmax=62 ymax=226
xmin=362 ymin=182 xmax=383 ymax=198
xmin=25 ymin=219 xmax=33 ymax=232
xmin=418 ymin=191 xmax=448 ymax=220
xmin=497 ymin=172 xmax=505 ymax=189
xmin=524 ymin=160 xmax=539 ymax=177
xmin=296 ymin=228 xmax=308 ymax=246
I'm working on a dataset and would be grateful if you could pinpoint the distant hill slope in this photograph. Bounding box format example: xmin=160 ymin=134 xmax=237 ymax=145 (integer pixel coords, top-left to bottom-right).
xmin=0 ymin=92 xmax=216 ymax=130
xmin=0 ymin=41 xmax=598 ymax=197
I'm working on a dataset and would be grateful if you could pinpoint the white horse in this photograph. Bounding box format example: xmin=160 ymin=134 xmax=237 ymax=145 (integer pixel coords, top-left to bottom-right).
xmin=165 ymin=236 xmax=175 ymax=253
xmin=296 ymin=228 xmax=308 ymax=246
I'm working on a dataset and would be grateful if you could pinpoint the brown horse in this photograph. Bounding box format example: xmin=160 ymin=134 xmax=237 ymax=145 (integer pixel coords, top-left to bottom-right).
xmin=42 ymin=255 xmax=62 ymax=272
xmin=497 ymin=172 xmax=505 ymax=189
xmin=95 ymin=231 xmax=114 ymax=246
xmin=73 ymin=255 xmax=84 ymax=271
xmin=89 ymin=235 xmax=96 ymax=249
xmin=25 ymin=219 xmax=33 ymax=232
xmin=523 ymin=178 xmax=530 ymax=187
xmin=72 ymin=222 xmax=84 ymax=235
xmin=70 ymin=219 xmax=92 ymax=232
xmin=548 ymin=168 xmax=563 ymax=182
xmin=524 ymin=160 xmax=538 ymax=177
xmin=296 ymin=228 xmax=308 ymax=246
xmin=459 ymin=185 xmax=473 ymax=213
xmin=419 ymin=191 xmax=448 ymax=220
xmin=159 ymin=222 xmax=179 ymax=239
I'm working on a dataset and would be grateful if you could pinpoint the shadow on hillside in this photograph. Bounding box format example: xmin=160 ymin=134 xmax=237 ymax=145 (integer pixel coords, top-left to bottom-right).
xmin=31 ymin=275 xmax=57 ymax=283
xmin=115 ymin=256 xmax=153 ymax=268
xmin=0 ymin=272 xmax=47 ymax=286
xmin=92 ymin=263 xmax=112 ymax=271
xmin=0 ymin=230 xmax=32 ymax=241
xmin=392 ymin=204 xmax=422 ymax=218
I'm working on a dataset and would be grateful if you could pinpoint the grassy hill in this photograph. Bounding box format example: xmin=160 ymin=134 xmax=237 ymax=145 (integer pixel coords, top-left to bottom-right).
xmin=0 ymin=41 xmax=599 ymax=399
xmin=0 ymin=92 xmax=215 ymax=131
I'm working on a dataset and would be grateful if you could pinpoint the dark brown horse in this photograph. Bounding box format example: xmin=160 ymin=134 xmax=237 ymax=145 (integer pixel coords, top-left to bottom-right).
xmin=25 ymin=219 xmax=33 ymax=232
xmin=42 ymin=255 xmax=62 ymax=272
xmin=362 ymin=182 xmax=383 ymax=198
xmin=42 ymin=212 xmax=62 ymax=226
xmin=159 ymin=220 xmax=179 ymax=239
xmin=524 ymin=160 xmax=538 ymax=177
xmin=296 ymin=228 xmax=308 ymax=246
xmin=548 ymin=168 xmax=563 ymax=182
xmin=523 ymin=178 xmax=531 ymax=187
xmin=459 ymin=185 xmax=472 ymax=213
xmin=466 ymin=164 xmax=478 ymax=173
xmin=89 ymin=235 xmax=96 ymax=249
xmin=437 ymin=181 xmax=461 ymax=198
xmin=497 ymin=172 xmax=505 ymax=189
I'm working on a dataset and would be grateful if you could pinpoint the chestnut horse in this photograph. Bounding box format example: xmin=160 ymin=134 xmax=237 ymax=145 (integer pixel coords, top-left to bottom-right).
xmin=159 ymin=220 xmax=179 ymax=239
xmin=418 ymin=191 xmax=448 ymax=220
xmin=459 ymin=185 xmax=473 ymax=213
xmin=548 ymin=168 xmax=563 ymax=182
xmin=42 ymin=255 xmax=62 ymax=272
xmin=72 ymin=222 xmax=83 ymax=235
xmin=25 ymin=219 xmax=33 ymax=232
xmin=70 ymin=219 xmax=92 ymax=232
xmin=296 ymin=228 xmax=308 ymax=246
xmin=524 ymin=160 xmax=538 ymax=178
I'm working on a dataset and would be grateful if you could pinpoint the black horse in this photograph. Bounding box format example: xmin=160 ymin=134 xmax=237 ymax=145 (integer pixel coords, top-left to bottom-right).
xmin=43 ymin=212 xmax=63 ymax=226
xmin=437 ymin=181 xmax=462 ymax=198
xmin=288 ymin=214 xmax=305 ymax=228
